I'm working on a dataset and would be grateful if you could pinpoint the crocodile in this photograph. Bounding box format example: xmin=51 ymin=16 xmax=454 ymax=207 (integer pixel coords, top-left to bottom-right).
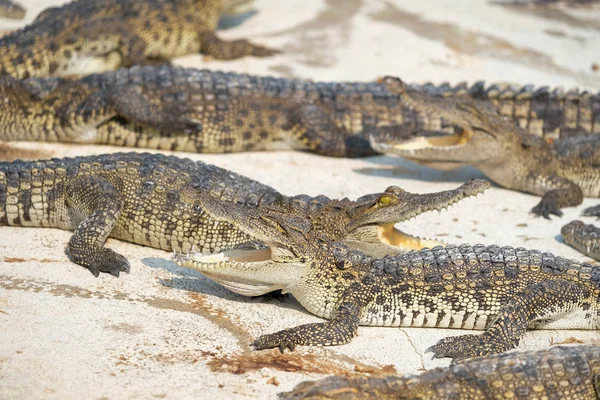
xmin=281 ymin=345 xmax=600 ymax=400
xmin=174 ymin=203 xmax=600 ymax=359
xmin=562 ymin=220 xmax=600 ymax=261
xmin=0 ymin=152 xmax=488 ymax=276
xmin=0 ymin=0 xmax=278 ymax=79
xmin=0 ymin=66 xmax=598 ymax=158
xmin=0 ymin=0 xmax=25 ymax=19
xmin=369 ymin=76 xmax=600 ymax=219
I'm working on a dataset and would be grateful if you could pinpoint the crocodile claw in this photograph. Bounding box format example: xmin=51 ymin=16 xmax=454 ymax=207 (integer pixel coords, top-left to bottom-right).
xmin=251 ymin=331 xmax=299 ymax=353
xmin=531 ymin=198 xmax=563 ymax=219
xmin=251 ymin=44 xmax=281 ymax=58
xmin=426 ymin=334 xmax=510 ymax=359
xmin=582 ymin=204 xmax=600 ymax=219
xmin=93 ymin=252 xmax=130 ymax=278
xmin=280 ymin=342 xmax=295 ymax=353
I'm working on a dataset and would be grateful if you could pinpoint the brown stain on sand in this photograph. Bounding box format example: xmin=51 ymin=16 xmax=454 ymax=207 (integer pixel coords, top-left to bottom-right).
xmin=497 ymin=3 xmax=600 ymax=31
xmin=145 ymin=292 xmax=252 ymax=349
xmin=264 ymin=0 xmax=364 ymax=68
xmin=104 ymin=322 xmax=144 ymax=335
xmin=3 ymin=257 xmax=60 ymax=263
xmin=1 ymin=274 xmax=402 ymax=377
xmin=205 ymin=351 xmax=397 ymax=377
xmin=368 ymin=2 xmax=595 ymax=85
xmin=0 ymin=143 xmax=53 ymax=161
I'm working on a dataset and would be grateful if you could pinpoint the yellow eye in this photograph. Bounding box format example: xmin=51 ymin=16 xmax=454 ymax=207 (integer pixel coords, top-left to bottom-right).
xmin=378 ymin=195 xmax=392 ymax=205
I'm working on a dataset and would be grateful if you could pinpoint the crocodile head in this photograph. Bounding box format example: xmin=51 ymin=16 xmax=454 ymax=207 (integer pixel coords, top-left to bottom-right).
xmin=370 ymin=76 xmax=523 ymax=169
xmin=220 ymin=0 xmax=255 ymax=15
xmin=174 ymin=179 xmax=489 ymax=296
xmin=172 ymin=211 xmax=361 ymax=299
xmin=561 ymin=220 xmax=600 ymax=260
xmin=333 ymin=178 xmax=490 ymax=256
xmin=0 ymin=0 xmax=26 ymax=19
xmin=172 ymin=204 xmax=324 ymax=296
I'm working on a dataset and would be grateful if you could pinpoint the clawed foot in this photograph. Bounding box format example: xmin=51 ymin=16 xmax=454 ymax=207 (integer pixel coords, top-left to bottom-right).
xmin=251 ymin=330 xmax=300 ymax=353
xmin=426 ymin=333 xmax=511 ymax=359
xmin=531 ymin=197 xmax=563 ymax=219
xmin=582 ymin=205 xmax=600 ymax=219
xmin=248 ymin=43 xmax=281 ymax=58
xmin=90 ymin=249 xmax=131 ymax=278
xmin=68 ymin=247 xmax=131 ymax=278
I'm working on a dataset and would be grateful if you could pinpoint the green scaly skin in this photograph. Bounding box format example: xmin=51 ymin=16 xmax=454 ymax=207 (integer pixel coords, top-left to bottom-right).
xmin=281 ymin=345 xmax=600 ymax=400
xmin=0 ymin=66 xmax=598 ymax=157
xmin=370 ymin=77 xmax=600 ymax=220
xmin=0 ymin=0 xmax=277 ymax=78
xmin=0 ymin=152 xmax=488 ymax=276
xmin=173 ymin=201 xmax=600 ymax=359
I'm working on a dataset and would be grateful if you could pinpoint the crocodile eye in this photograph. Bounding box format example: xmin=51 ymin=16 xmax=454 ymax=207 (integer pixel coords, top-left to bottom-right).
xmin=378 ymin=195 xmax=392 ymax=206
xmin=472 ymin=126 xmax=497 ymax=139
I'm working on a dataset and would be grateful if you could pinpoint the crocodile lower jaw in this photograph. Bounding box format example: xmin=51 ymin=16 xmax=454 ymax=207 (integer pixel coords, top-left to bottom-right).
xmin=378 ymin=224 xmax=443 ymax=250
xmin=371 ymin=128 xmax=472 ymax=155
xmin=172 ymin=246 xmax=302 ymax=297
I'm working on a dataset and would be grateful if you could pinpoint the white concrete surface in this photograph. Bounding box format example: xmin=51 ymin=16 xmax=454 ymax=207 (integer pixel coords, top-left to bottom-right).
xmin=1 ymin=1 xmax=600 ymax=399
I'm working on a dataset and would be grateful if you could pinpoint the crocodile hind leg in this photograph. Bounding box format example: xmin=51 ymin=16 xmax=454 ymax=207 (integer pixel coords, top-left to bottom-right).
xmin=102 ymin=85 xmax=203 ymax=134
xmin=427 ymin=279 xmax=591 ymax=359
xmin=198 ymin=31 xmax=280 ymax=60
xmin=56 ymin=83 xmax=202 ymax=137
xmin=287 ymin=104 xmax=375 ymax=157
xmin=251 ymin=283 xmax=371 ymax=352
xmin=65 ymin=176 xmax=130 ymax=277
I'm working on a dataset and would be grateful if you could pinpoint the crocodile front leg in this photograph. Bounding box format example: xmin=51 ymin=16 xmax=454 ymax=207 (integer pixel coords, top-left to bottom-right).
xmin=67 ymin=17 xmax=172 ymax=69
xmin=427 ymin=279 xmax=591 ymax=359
xmin=582 ymin=204 xmax=600 ymax=218
xmin=529 ymin=175 xmax=583 ymax=218
xmin=251 ymin=283 xmax=371 ymax=352
xmin=198 ymin=31 xmax=280 ymax=60
xmin=65 ymin=176 xmax=130 ymax=277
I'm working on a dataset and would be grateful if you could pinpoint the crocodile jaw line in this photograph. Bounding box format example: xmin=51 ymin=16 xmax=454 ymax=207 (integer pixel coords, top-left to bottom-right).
xmin=369 ymin=179 xmax=489 ymax=251
xmin=377 ymin=224 xmax=442 ymax=250
xmin=173 ymin=248 xmax=302 ymax=297
xmin=372 ymin=129 xmax=473 ymax=159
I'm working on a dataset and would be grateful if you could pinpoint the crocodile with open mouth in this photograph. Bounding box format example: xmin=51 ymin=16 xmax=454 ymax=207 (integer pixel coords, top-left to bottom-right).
xmin=0 ymin=66 xmax=598 ymax=157
xmin=0 ymin=0 xmax=277 ymax=78
xmin=174 ymin=200 xmax=600 ymax=359
xmin=370 ymin=77 xmax=600 ymax=221
xmin=0 ymin=152 xmax=488 ymax=276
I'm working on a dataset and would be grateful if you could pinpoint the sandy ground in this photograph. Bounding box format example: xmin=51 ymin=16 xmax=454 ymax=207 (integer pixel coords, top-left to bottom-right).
xmin=1 ymin=0 xmax=600 ymax=399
